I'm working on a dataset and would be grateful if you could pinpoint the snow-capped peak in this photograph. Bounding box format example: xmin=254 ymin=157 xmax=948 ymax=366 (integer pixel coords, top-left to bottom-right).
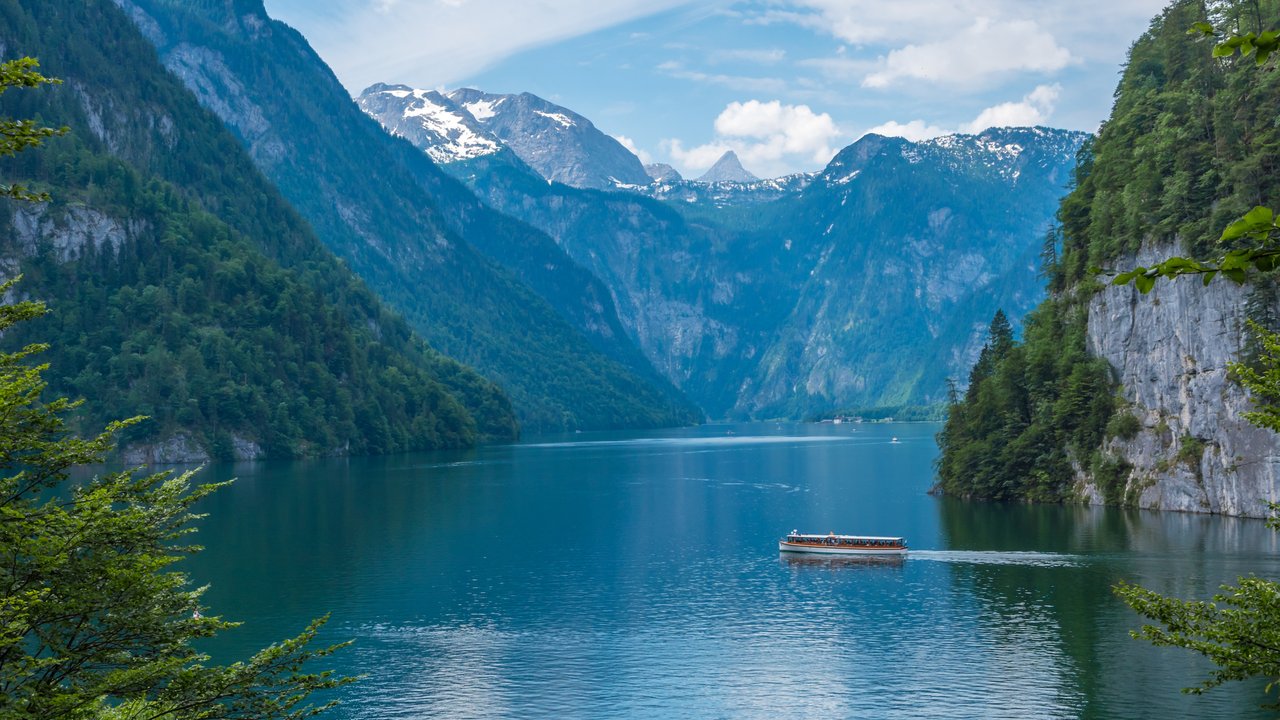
xmin=357 ymin=84 xmax=500 ymax=164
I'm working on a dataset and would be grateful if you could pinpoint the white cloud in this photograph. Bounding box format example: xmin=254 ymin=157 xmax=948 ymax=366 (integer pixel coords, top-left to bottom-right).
xmin=663 ymin=138 xmax=734 ymax=171
xmin=754 ymin=1 xmax=1164 ymax=90
xmin=861 ymin=119 xmax=949 ymax=142
xmin=863 ymin=83 xmax=1062 ymax=141
xmin=657 ymin=61 xmax=790 ymax=93
xmin=862 ymin=18 xmax=1073 ymax=89
xmin=964 ymin=83 xmax=1060 ymax=131
xmin=264 ymin=0 xmax=693 ymax=91
xmin=614 ymin=135 xmax=653 ymax=164
xmin=664 ymin=99 xmax=844 ymax=176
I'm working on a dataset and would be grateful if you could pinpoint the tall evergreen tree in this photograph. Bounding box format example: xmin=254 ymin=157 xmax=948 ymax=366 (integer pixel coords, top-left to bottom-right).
xmin=0 ymin=55 xmax=350 ymax=719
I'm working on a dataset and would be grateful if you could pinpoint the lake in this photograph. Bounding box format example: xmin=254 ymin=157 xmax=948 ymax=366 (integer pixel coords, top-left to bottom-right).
xmin=185 ymin=422 xmax=1280 ymax=718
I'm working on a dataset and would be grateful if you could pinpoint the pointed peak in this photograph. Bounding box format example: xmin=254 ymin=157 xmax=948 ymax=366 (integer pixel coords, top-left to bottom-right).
xmin=696 ymin=150 xmax=759 ymax=183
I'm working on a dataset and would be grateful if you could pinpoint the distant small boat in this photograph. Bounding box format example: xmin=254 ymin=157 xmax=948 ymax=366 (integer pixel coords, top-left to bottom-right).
xmin=779 ymin=531 xmax=908 ymax=556
xmin=890 ymin=437 xmax=900 ymax=444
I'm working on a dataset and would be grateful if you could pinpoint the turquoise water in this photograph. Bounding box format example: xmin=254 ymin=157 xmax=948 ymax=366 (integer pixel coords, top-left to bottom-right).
xmin=186 ymin=423 xmax=1280 ymax=718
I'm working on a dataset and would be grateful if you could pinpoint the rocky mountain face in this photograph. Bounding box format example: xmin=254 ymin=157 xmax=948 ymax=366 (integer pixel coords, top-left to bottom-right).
xmin=644 ymin=163 xmax=682 ymax=182
xmin=371 ymin=95 xmax=1088 ymax=418
xmin=935 ymin=0 xmax=1280 ymax=518
xmin=695 ymin=151 xmax=758 ymax=183
xmin=1082 ymin=247 xmax=1278 ymax=517
xmin=0 ymin=0 xmax=519 ymax=460
xmin=122 ymin=0 xmax=701 ymax=432
xmin=357 ymin=83 xmax=502 ymax=164
xmin=728 ymin=128 xmax=1087 ymax=418
xmin=359 ymin=84 xmax=652 ymax=189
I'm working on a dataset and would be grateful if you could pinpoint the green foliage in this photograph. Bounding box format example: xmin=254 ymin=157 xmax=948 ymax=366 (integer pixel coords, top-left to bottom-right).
xmin=1176 ymin=434 xmax=1208 ymax=468
xmin=1105 ymin=205 xmax=1280 ymax=291
xmin=0 ymin=6 xmax=519 ymax=456
xmin=935 ymin=303 xmax=1118 ymax=501
xmin=0 ymin=285 xmax=353 ymax=717
xmin=1058 ymin=1 xmax=1280 ymax=287
xmin=1106 ymin=411 xmax=1143 ymax=441
xmin=1229 ymin=319 xmax=1280 ymax=431
xmin=1090 ymin=452 xmax=1134 ymax=505
xmin=1114 ymin=503 xmax=1280 ymax=710
xmin=0 ymin=57 xmax=65 ymax=201
xmin=126 ymin=0 xmax=700 ymax=433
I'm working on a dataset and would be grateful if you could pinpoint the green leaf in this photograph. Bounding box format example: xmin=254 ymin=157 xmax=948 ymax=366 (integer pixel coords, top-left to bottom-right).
xmin=1244 ymin=206 xmax=1274 ymax=226
xmin=1135 ymin=274 xmax=1156 ymax=294
xmin=1223 ymin=267 xmax=1248 ymax=283
xmin=1213 ymin=43 xmax=1237 ymax=57
xmin=1202 ymin=271 xmax=1217 ymax=286
xmin=1188 ymin=21 xmax=1214 ymax=36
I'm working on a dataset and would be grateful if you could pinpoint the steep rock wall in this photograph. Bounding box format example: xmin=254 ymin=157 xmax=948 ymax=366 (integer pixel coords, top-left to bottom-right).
xmin=1081 ymin=246 xmax=1280 ymax=517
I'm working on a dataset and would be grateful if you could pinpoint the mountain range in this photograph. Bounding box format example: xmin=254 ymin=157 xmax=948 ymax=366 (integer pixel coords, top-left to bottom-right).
xmin=1 ymin=0 xmax=1091 ymax=463
xmin=359 ymin=81 xmax=1086 ymax=418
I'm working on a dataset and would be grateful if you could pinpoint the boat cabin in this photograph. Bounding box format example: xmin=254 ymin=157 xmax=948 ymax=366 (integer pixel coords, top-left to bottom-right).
xmin=782 ymin=531 xmax=907 ymax=549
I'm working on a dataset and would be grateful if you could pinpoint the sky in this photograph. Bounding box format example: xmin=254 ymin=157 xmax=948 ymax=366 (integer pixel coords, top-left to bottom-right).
xmin=264 ymin=0 xmax=1172 ymax=178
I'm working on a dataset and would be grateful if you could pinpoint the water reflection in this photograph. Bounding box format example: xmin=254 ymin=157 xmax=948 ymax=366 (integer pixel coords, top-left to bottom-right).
xmin=182 ymin=423 xmax=1280 ymax=718
xmin=779 ymin=553 xmax=907 ymax=570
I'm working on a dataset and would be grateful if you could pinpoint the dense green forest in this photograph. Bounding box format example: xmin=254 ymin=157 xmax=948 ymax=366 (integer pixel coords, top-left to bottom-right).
xmin=936 ymin=0 xmax=1280 ymax=501
xmin=0 ymin=0 xmax=519 ymax=458
xmin=125 ymin=0 xmax=702 ymax=433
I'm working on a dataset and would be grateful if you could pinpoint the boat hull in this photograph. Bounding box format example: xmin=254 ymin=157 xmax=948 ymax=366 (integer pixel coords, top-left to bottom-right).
xmin=778 ymin=541 xmax=908 ymax=556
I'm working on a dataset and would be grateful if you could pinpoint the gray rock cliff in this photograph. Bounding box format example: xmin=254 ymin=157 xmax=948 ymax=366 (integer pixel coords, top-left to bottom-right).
xmin=1081 ymin=245 xmax=1280 ymax=518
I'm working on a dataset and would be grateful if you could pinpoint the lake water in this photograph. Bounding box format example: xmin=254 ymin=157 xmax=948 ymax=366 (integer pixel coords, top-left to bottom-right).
xmin=186 ymin=423 xmax=1280 ymax=718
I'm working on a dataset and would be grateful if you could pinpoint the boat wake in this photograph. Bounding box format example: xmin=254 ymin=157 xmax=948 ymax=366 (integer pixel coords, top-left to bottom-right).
xmin=908 ymin=550 xmax=1083 ymax=568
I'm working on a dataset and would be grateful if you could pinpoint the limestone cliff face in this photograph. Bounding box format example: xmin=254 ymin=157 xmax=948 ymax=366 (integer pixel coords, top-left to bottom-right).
xmin=1080 ymin=246 xmax=1280 ymax=518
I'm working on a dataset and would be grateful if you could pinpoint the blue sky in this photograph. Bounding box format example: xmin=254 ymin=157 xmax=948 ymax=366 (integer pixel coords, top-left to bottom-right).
xmin=265 ymin=0 xmax=1171 ymax=178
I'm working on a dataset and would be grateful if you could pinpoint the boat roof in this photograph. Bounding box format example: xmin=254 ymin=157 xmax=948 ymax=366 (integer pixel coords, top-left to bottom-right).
xmin=787 ymin=533 xmax=905 ymax=541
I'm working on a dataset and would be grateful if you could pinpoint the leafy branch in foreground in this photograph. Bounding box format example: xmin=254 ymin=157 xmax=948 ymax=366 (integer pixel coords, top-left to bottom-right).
xmin=0 ymin=276 xmax=356 ymax=718
xmin=1098 ymin=206 xmax=1280 ymax=293
xmin=0 ymin=57 xmax=67 ymax=201
xmin=1189 ymin=19 xmax=1280 ymax=64
xmin=0 ymin=54 xmax=354 ymax=718
xmin=1098 ymin=17 xmax=1279 ymax=294
xmin=1113 ymin=503 xmax=1280 ymax=711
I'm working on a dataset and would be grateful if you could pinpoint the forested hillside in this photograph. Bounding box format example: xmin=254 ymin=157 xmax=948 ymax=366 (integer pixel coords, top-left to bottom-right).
xmin=0 ymin=0 xmax=518 ymax=459
xmin=936 ymin=0 xmax=1280 ymax=515
xmin=120 ymin=0 xmax=701 ymax=432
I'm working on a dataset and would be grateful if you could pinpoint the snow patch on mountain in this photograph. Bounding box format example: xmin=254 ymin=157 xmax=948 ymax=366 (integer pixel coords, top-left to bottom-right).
xmin=534 ymin=110 xmax=575 ymax=128
xmin=357 ymin=84 xmax=500 ymax=164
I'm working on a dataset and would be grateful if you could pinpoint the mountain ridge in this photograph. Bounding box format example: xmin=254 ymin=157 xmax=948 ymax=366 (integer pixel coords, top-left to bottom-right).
xmin=363 ymin=87 xmax=1089 ymax=418
xmin=123 ymin=0 xmax=702 ymax=432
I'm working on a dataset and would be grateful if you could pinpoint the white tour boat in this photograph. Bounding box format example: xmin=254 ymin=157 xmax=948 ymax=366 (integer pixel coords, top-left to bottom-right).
xmin=778 ymin=531 xmax=908 ymax=556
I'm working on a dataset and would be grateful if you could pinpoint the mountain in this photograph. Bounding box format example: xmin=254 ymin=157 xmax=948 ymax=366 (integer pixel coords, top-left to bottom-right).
xmin=936 ymin=0 xmax=1280 ymax=518
xmin=361 ymin=85 xmax=652 ymax=190
xmin=122 ymin=0 xmax=701 ymax=432
xmin=731 ymin=127 xmax=1085 ymax=419
xmin=695 ymin=151 xmax=758 ymax=183
xmin=0 ymin=0 xmax=519 ymax=461
xmin=357 ymin=83 xmax=503 ymax=165
xmin=644 ymin=163 xmax=682 ymax=182
xmin=637 ymin=172 xmax=814 ymax=207
xmin=369 ymin=90 xmax=1087 ymax=419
